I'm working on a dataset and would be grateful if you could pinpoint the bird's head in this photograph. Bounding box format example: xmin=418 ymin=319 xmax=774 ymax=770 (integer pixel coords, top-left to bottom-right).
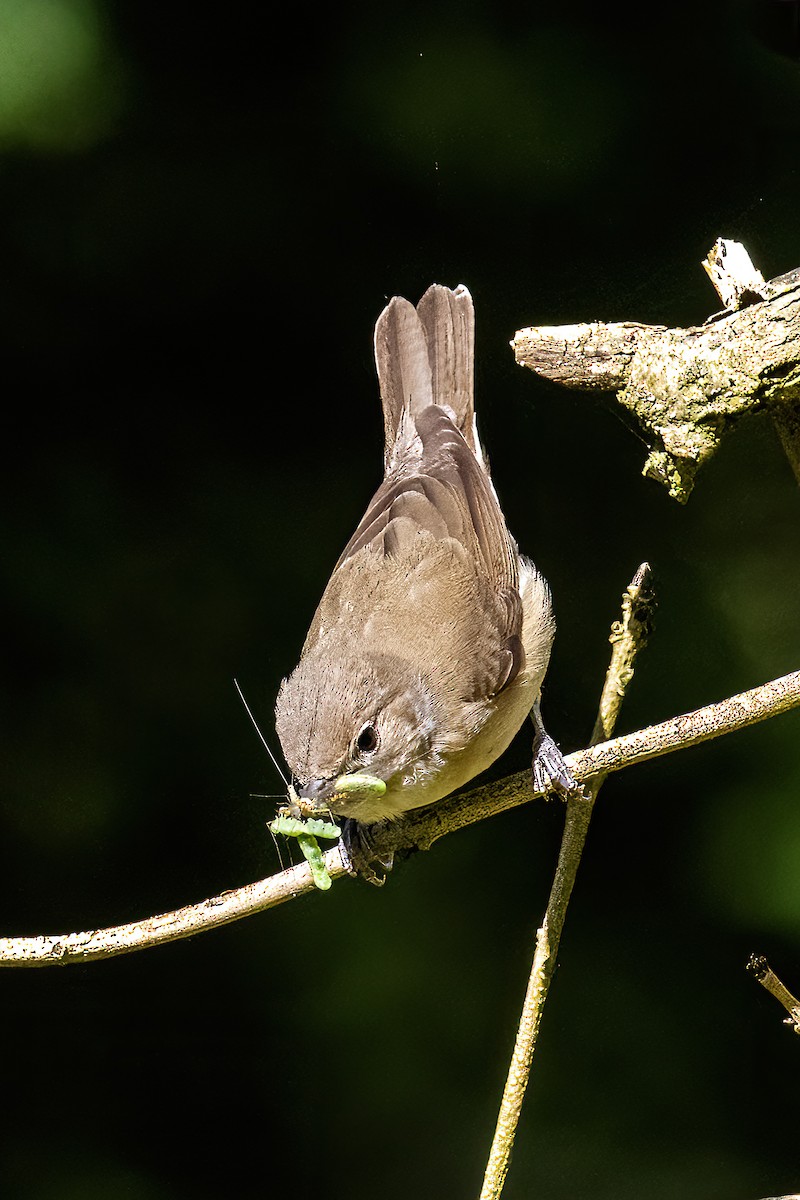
xmin=275 ymin=649 xmax=445 ymax=823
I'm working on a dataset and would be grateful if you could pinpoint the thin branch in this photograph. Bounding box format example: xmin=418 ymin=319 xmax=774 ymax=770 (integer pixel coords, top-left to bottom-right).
xmin=479 ymin=563 xmax=655 ymax=1200
xmin=393 ymin=667 xmax=800 ymax=853
xmin=748 ymin=954 xmax=800 ymax=1035
xmin=1 ymin=667 xmax=799 ymax=968
xmin=589 ymin=562 xmax=657 ymax=746
xmin=512 ymin=242 xmax=800 ymax=501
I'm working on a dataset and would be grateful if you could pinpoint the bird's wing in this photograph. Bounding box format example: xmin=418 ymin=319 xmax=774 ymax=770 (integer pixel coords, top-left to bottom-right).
xmin=314 ymin=407 xmax=523 ymax=694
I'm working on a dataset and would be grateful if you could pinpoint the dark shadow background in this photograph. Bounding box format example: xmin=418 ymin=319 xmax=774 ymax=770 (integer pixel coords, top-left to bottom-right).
xmin=1 ymin=1 xmax=799 ymax=1196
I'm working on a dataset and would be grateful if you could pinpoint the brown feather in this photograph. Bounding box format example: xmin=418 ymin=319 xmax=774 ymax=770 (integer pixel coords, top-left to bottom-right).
xmin=416 ymin=284 xmax=476 ymax=453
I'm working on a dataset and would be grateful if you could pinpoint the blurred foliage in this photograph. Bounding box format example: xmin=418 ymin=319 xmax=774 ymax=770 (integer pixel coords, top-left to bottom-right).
xmin=0 ymin=0 xmax=124 ymax=151
xmin=0 ymin=2 xmax=799 ymax=1198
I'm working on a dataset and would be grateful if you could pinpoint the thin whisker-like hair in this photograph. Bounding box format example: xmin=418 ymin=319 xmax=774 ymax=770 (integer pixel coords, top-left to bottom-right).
xmin=266 ymin=822 xmax=286 ymax=872
xmin=234 ymin=678 xmax=290 ymax=789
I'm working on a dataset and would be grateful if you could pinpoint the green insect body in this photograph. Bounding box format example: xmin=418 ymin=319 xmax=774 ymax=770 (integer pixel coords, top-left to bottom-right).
xmin=332 ymin=772 xmax=386 ymax=797
xmin=268 ymin=811 xmax=340 ymax=891
xmin=268 ymin=778 xmax=385 ymax=892
xmin=296 ymin=832 xmax=332 ymax=891
xmin=269 ymin=814 xmax=339 ymax=840
xmin=269 ymin=814 xmax=307 ymax=838
xmin=303 ymin=818 xmax=341 ymax=839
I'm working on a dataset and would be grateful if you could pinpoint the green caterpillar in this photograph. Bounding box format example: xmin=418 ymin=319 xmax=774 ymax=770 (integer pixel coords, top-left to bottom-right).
xmin=268 ymin=812 xmax=341 ymax=891
xmin=268 ymin=773 xmax=385 ymax=890
xmin=270 ymin=814 xmax=340 ymax=840
xmin=332 ymin=772 xmax=386 ymax=798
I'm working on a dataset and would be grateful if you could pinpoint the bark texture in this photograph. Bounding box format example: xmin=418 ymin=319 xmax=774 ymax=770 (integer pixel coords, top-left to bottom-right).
xmin=513 ymin=262 xmax=800 ymax=502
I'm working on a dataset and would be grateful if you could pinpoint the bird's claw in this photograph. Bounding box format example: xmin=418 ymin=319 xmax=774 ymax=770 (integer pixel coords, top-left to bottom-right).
xmin=531 ymin=728 xmax=586 ymax=799
xmin=340 ymin=818 xmax=394 ymax=887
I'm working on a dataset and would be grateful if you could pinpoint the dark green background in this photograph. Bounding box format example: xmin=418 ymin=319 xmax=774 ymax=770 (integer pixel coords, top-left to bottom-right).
xmin=1 ymin=2 xmax=799 ymax=1197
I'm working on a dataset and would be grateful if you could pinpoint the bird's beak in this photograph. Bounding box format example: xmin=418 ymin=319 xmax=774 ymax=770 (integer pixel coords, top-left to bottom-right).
xmin=297 ymin=772 xmax=387 ymax=812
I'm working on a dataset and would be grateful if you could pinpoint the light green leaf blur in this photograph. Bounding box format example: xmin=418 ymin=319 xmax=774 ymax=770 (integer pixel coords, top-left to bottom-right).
xmin=0 ymin=0 xmax=124 ymax=152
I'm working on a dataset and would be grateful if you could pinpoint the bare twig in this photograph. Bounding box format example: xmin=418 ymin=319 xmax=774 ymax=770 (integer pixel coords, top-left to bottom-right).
xmin=701 ymin=238 xmax=767 ymax=311
xmin=479 ymin=563 xmax=655 ymax=1200
xmin=1 ymin=666 xmax=799 ymax=968
xmin=748 ymin=954 xmax=800 ymax=1034
xmin=589 ymin=562 xmax=656 ymax=746
xmin=512 ymin=242 xmax=800 ymax=501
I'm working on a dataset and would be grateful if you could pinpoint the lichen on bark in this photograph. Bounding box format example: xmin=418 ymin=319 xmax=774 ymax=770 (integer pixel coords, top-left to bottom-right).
xmin=513 ymin=247 xmax=800 ymax=502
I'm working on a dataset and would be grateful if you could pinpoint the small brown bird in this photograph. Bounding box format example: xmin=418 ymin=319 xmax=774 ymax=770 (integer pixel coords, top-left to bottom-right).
xmin=275 ymin=284 xmax=574 ymax=876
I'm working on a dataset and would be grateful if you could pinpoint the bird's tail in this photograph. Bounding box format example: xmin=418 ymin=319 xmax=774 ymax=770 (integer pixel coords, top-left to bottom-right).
xmin=374 ymin=284 xmax=481 ymax=469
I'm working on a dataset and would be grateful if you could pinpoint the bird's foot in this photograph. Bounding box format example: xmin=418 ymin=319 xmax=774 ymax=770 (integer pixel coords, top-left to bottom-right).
xmin=530 ymin=696 xmax=587 ymax=799
xmin=531 ymin=728 xmax=584 ymax=798
xmin=340 ymin=818 xmax=394 ymax=887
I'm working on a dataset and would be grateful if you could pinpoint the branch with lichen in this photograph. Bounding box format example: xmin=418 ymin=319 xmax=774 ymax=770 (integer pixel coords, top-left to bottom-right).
xmin=1 ymin=656 xmax=799 ymax=968
xmin=512 ymin=240 xmax=800 ymax=502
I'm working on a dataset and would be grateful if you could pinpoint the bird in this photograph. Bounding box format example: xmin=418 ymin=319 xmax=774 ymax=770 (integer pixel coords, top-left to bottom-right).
xmin=274 ymin=284 xmax=575 ymax=880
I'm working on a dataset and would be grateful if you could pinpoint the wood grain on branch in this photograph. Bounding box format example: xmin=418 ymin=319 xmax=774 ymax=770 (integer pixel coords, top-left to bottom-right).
xmin=512 ymin=243 xmax=800 ymax=502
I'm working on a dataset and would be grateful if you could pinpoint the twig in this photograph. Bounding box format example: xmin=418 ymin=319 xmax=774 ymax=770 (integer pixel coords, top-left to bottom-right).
xmin=1 ymin=666 xmax=799 ymax=968
xmin=747 ymin=954 xmax=800 ymax=1034
xmin=393 ymin=667 xmax=800 ymax=854
xmin=479 ymin=563 xmax=655 ymax=1200
xmin=701 ymin=237 xmax=767 ymax=311
xmin=589 ymin=562 xmax=656 ymax=746
xmin=512 ymin=242 xmax=800 ymax=501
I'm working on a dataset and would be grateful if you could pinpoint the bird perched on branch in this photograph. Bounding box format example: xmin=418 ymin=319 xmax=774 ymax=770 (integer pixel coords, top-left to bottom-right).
xmin=275 ymin=284 xmax=576 ymax=881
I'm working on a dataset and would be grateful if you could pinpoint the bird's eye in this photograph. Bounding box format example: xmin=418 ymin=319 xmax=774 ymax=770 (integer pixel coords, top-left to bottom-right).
xmin=355 ymin=722 xmax=379 ymax=756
